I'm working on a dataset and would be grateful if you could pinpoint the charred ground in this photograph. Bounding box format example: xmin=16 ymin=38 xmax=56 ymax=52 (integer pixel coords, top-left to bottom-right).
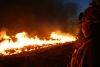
xmin=0 ymin=43 xmax=75 ymax=67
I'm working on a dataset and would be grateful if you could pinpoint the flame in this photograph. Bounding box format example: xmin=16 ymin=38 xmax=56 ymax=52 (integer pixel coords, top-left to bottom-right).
xmin=0 ymin=31 xmax=76 ymax=56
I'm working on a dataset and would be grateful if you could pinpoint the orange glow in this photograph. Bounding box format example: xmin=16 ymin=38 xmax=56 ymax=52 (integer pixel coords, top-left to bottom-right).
xmin=0 ymin=31 xmax=76 ymax=56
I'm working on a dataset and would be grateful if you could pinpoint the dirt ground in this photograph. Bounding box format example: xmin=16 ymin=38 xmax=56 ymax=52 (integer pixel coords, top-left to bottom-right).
xmin=0 ymin=43 xmax=75 ymax=67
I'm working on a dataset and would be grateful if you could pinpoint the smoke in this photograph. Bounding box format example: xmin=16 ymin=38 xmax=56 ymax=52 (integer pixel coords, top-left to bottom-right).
xmin=0 ymin=0 xmax=80 ymax=37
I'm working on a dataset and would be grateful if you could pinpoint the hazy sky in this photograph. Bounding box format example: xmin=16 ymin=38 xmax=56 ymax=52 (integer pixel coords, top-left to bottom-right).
xmin=0 ymin=0 xmax=92 ymax=35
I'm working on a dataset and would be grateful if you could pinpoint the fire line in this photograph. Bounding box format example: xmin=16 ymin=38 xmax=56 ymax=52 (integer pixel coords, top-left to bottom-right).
xmin=0 ymin=31 xmax=76 ymax=56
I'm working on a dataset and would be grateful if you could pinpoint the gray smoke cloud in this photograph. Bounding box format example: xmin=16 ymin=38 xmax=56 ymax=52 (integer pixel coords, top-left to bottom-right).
xmin=0 ymin=0 xmax=80 ymax=37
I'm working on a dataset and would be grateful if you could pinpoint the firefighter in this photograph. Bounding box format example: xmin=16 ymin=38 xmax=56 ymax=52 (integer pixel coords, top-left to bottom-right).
xmin=70 ymin=0 xmax=100 ymax=67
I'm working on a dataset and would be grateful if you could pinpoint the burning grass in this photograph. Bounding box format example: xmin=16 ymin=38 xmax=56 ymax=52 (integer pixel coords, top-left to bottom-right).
xmin=0 ymin=31 xmax=76 ymax=56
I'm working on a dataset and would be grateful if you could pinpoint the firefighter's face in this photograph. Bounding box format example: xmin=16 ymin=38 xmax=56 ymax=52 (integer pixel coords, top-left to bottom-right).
xmin=82 ymin=17 xmax=92 ymax=37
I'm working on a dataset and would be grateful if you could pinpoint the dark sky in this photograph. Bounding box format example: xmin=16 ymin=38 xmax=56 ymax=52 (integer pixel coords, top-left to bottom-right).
xmin=0 ymin=0 xmax=92 ymax=36
xmin=63 ymin=0 xmax=91 ymax=12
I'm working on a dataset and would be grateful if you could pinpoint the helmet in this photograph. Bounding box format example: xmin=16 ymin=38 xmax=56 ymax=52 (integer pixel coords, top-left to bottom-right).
xmin=93 ymin=0 xmax=100 ymax=2
xmin=90 ymin=0 xmax=100 ymax=5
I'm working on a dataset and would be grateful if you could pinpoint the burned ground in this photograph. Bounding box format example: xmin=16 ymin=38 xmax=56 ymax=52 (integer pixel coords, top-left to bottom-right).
xmin=0 ymin=43 xmax=74 ymax=67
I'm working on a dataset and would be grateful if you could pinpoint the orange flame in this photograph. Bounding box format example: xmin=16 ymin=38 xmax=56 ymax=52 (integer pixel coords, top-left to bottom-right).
xmin=0 ymin=31 xmax=76 ymax=56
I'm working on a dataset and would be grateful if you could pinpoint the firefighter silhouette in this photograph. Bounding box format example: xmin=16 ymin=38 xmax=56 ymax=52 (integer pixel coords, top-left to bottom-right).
xmin=70 ymin=0 xmax=100 ymax=67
